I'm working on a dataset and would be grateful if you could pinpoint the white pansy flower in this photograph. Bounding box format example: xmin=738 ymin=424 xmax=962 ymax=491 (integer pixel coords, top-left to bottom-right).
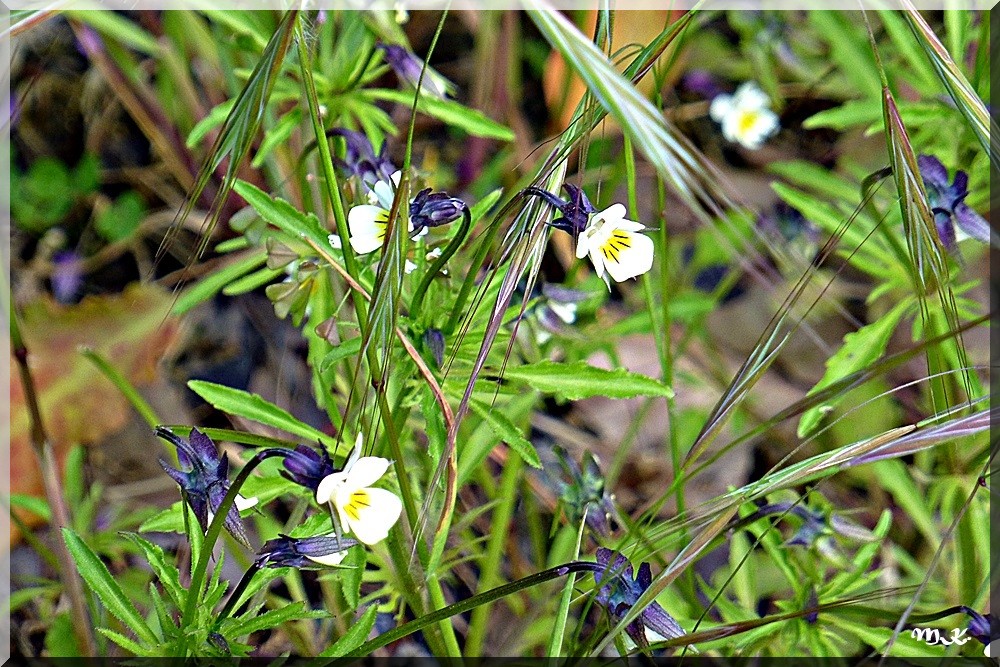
xmin=315 ymin=435 xmax=403 ymax=545
xmin=709 ymin=82 xmax=780 ymax=150
xmin=575 ymin=203 xmax=655 ymax=285
xmin=348 ymin=171 xmax=427 ymax=255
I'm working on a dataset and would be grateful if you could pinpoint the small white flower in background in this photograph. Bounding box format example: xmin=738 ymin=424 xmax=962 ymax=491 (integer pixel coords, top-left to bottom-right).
xmin=709 ymin=82 xmax=780 ymax=150
xmin=348 ymin=171 xmax=426 ymax=255
xmin=315 ymin=435 xmax=403 ymax=545
xmin=327 ymin=234 xmax=343 ymax=250
xmin=575 ymin=204 xmax=655 ymax=285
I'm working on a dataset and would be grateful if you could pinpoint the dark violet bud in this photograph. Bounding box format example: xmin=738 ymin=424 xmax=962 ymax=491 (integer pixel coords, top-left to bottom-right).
xmin=329 ymin=128 xmax=397 ymax=189
xmin=964 ymin=608 xmax=998 ymax=646
xmin=207 ymin=632 xmax=231 ymax=655
xmin=524 ymin=183 xmax=597 ymax=235
xmin=409 ymin=188 xmax=467 ymax=231
xmin=156 ymin=427 xmax=255 ymax=547
xmin=681 ymin=69 xmax=723 ymax=100
xmin=423 ymin=328 xmax=445 ymax=368
xmin=51 ymin=251 xmax=83 ymax=303
xmin=592 ymin=548 xmax=685 ymax=647
xmin=258 ymin=444 xmax=336 ymax=498
xmin=376 ymin=42 xmax=452 ymax=99
xmin=550 ymin=446 xmax=615 ymax=536
xmin=917 ymin=154 xmax=993 ymax=251
xmin=256 ymin=533 xmax=360 ymax=569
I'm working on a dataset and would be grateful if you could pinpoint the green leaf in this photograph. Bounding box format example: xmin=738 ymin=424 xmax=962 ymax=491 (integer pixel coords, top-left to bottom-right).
xmin=339 ymin=546 xmax=366 ymax=609
xmin=225 ymin=601 xmax=326 ymax=637
xmin=95 ymin=191 xmax=146 ymax=242
xmin=66 ymin=10 xmax=160 ymax=55
xmin=232 ymin=180 xmax=329 ymax=247
xmin=97 ymin=628 xmax=156 ymax=657
xmin=120 ymin=533 xmax=185 ymax=609
xmin=62 ymin=528 xmax=158 ymax=646
xmin=187 ymin=379 xmax=333 ymax=446
xmin=10 ymin=494 xmax=51 ymax=521
xmin=44 ymin=612 xmax=81 ymax=657
xmin=361 ymin=89 xmax=514 ymax=141
xmin=319 ymin=604 xmax=378 ymax=657
xmin=186 ymin=99 xmax=236 ymax=148
xmin=469 ymin=399 xmax=541 ymax=469
xmin=802 ymin=100 xmax=880 ymax=131
xmin=173 ymin=250 xmax=268 ymax=315
xmin=797 ymin=299 xmax=912 ymax=438
xmin=319 ymin=337 xmax=363 ymax=374
xmin=252 ymin=108 xmax=303 ymax=168
xmin=500 ymin=360 xmax=673 ymax=401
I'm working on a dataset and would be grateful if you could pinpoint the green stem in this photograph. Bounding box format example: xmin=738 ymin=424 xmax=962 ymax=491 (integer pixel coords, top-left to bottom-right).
xmin=180 ymin=449 xmax=268 ymax=628
xmin=8 ymin=278 xmax=97 ymax=656
xmin=352 ymin=562 xmax=604 ymax=656
xmin=294 ymin=19 xmax=366 ymax=328
xmin=465 ymin=452 xmax=524 ymax=656
xmin=409 ymin=206 xmax=472 ymax=318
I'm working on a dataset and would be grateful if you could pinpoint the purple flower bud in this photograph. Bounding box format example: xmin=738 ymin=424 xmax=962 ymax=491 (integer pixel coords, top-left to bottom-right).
xmin=156 ymin=427 xmax=252 ymax=547
xmin=592 ymin=548 xmax=685 ymax=648
xmin=259 ymin=444 xmax=337 ymax=497
xmin=51 ymin=251 xmax=83 ymax=303
xmin=256 ymin=534 xmax=359 ymax=569
xmin=423 ymin=328 xmax=445 ymax=368
xmin=524 ymin=183 xmax=597 ymax=235
xmin=376 ymin=42 xmax=452 ymax=99
xmin=964 ymin=608 xmax=997 ymax=646
xmin=409 ymin=188 xmax=467 ymax=231
xmin=917 ymin=154 xmax=993 ymax=251
xmin=328 ymin=128 xmax=397 ymax=189
xmin=681 ymin=69 xmax=723 ymax=100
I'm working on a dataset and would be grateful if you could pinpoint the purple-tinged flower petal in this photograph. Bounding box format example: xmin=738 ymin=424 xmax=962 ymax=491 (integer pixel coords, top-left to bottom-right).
xmin=376 ymin=42 xmax=452 ymax=99
xmin=257 ymin=534 xmax=360 ymax=569
xmin=917 ymin=154 xmax=949 ymax=188
xmin=155 ymin=427 xmax=253 ymax=547
xmin=524 ymin=184 xmax=596 ymax=235
xmin=966 ymin=609 xmax=997 ymax=645
xmin=935 ymin=211 xmax=958 ymax=251
xmin=208 ymin=480 xmax=251 ymax=548
xmin=951 ymin=169 xmax=969 ymax=196
xmin=953 ymin=202 xmax=993 ymax=244
xmin=592 ymin=548 xmax=686 ymax=647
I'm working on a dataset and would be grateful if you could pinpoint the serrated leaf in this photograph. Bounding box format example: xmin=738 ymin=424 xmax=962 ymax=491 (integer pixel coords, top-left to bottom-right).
xmin=63 ymin=528 xmax=158 ymax=646
xmin=120 ymin=533 xmax=185 ymax=609
xmin=319 ymin=604 xmax=377 ymax=657
xmin=233 ymin=180 xmax=329 ymax=247
xmin=225 ymin=601 xmax=326 ymax=638
xmin=97 ymin=628 xmax=157 ymax=657
xmin=500 ymin=360 xmax=673 ymax=401
xmin=361 ymin=89 xmax=514 ymax=141
xmin=469 ymin=399 xmax=541 ymax=468
xmin=798 ymin=299 xmax=912 ymax=438
xmin=187 ymin=379 xmax=333 ymax=446
xmin=338 ymin=546 xmax=366 ymax=609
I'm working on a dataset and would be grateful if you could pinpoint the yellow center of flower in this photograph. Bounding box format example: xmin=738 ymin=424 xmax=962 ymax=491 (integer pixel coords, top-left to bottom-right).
xmin=737 ymin=109 xmax=759 ymax=137
xmin=599 ymin=231 xmax=632 ymax=262
xmin=342 ymin=489 xmax=371 ymax=521
xmin=374 ymin=210 xmax=389 ymax=242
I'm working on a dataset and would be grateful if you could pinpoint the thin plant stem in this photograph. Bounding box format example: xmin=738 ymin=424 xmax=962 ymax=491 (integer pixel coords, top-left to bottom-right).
xmin=465 ymin=452 xmax=524 ymax=655
xmin=8 ymin=284 xmax=97 ymax=656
